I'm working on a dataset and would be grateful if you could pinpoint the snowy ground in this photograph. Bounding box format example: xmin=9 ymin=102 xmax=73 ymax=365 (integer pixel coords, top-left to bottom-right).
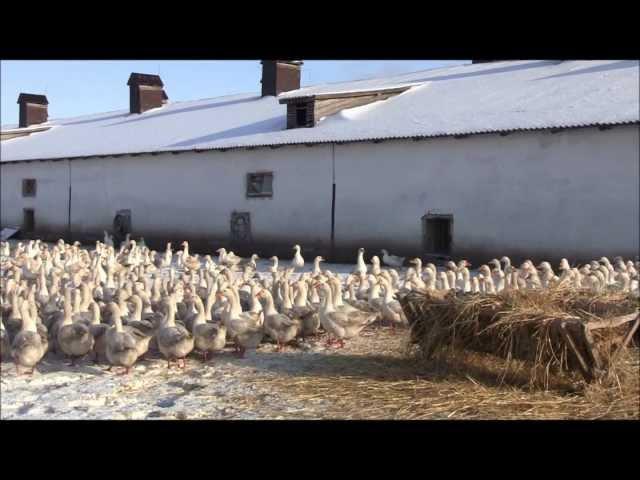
xmin=1 ymin=327 xmax=406 ymax=420
xmin=0 ymin=246 xmax=407 ymax=420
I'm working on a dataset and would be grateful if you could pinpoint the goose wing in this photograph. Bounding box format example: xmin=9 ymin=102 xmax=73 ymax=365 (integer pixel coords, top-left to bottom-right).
xmin=126 ymin=319 xmax=155 ymax=337
xmin=12 ymin=330 xmax=41 ymax=350
xmin=330 ymin=310 xmax=373 ymax=328
xmin=158 ymin=326 xmax=192 ymax=347
xmin=196 ymin=322 xmax=222 ymax=339
xmin=110 ymin=331 xmax=138 ymax=353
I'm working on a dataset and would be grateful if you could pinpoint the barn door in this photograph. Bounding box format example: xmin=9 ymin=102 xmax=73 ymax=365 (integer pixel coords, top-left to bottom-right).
xmin=230 ymin=211 xmax=252 ymax=248
xmin=113 ymin=209 xmax=132 ymax=244
xmin=422 ymin=213 xmax=453 ymax=255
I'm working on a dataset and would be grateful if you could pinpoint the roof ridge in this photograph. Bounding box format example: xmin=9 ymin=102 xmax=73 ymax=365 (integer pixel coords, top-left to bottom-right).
xmin=40 ymin=91 xmax=262 ymax=125
xmin=289 ymin=61 xmax=473 ymax=94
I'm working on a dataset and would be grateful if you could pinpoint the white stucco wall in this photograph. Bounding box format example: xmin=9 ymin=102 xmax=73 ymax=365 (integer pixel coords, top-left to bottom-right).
xmin=0 ymin=159 xmax=70 ymax=235
xmin=67 ymin=145 xmax=333 ymax=251
xmin=334 ymin=125 xmax=639 ymax=260
xmin=1 ymin=125 xmax=637 ymax=261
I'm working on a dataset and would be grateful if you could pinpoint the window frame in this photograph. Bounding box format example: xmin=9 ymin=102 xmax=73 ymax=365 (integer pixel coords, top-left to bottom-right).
xmin=246 ymin=171 xmax=274 ymax=198
xmin=22 ymin=178 xmax=37 ymax=197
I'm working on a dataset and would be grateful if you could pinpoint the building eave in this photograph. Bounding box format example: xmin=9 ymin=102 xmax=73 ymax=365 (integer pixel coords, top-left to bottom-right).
xmin=1 ymin=120 xmax=637 ymax=166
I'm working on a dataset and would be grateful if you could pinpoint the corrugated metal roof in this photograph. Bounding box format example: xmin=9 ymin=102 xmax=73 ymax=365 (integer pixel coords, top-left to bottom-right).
xmin=1 ymin=60 xmax=638 ymax=163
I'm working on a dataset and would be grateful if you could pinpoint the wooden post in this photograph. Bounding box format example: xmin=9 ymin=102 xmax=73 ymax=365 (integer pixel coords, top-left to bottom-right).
xmin=560 ymin=320 xmax=594 ymax=383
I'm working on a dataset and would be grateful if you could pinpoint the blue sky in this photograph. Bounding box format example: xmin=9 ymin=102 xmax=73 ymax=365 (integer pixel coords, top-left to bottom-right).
xmin=1 ymin=60 xmax=468 ymax=126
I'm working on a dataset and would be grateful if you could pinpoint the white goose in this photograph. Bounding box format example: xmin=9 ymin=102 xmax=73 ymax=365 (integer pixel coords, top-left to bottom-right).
xmin=378 ymin=277 xmax=408 ymax=329
xmin=315 ymin=282 xmax=376 ymax=348
xmin=355 ymin=248 xmax=367 ymax=275
xmin=380 ymin=249 xmax=405 ymax=268
xmin=370 ymin=255 xmax=382 ymax=276
xmin=291 ymin=244 xmax=304 ymax=270
xmin=312 ymin=256 xmax=325 ymax=276
xmin=11 ymin=300 xmax=47 ymax=374
xmin=269 ymin=256 xmax=279 ymax=274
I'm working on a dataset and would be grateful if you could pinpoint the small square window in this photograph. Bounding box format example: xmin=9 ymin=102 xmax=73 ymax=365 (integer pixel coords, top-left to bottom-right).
xmin=246 ymin=172 xmax=273 ymax=197
xmin=23 ymin=208 xmax=35 ymax=232
xmin=22 ymin=179 xmax=36 ymax=197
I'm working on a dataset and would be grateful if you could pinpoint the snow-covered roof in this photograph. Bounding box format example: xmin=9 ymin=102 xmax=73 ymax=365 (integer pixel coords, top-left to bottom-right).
xmin=1 ymin=60 xmax=638 ymax=163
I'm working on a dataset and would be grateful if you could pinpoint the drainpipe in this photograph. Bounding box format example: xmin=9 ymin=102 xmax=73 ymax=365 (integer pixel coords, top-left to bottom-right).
xmin=67 ymin=159 xmax=72 ymax=241
xmin=330 ymin=144 xmax=336 ymax=261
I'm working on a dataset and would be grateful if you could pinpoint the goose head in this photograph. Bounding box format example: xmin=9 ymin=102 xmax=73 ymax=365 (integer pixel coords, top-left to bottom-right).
xmin=478 ymin=265 xmax=491 ymax=276
xmin=537 ymin=261 xmax=552 ymax=272
xmin=599 ymin=256 xmax=611 ymax=266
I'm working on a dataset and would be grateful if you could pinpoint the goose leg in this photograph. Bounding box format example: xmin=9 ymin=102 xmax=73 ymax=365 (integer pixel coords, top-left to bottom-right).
xmin=202 ymin=350 xmax=208 ymax=362
xmin=167 ymin=359 xmax=172 ymax=369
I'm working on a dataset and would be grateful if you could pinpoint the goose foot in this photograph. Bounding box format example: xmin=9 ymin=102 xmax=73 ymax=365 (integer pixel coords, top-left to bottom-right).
xmin=179 ymin=358 xmax=187 ymax=369
xmin=336 ymin=339 xmax=345 ymax=349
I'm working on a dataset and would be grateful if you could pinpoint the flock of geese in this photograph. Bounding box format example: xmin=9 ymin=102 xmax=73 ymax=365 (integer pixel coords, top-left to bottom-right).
xmin=0 ymin=237 xmax=638 ymax=376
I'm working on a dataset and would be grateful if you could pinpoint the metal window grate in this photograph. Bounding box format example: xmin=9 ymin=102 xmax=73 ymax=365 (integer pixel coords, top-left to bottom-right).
xmin=246 ymin=172 xmax=273 ymax=197
xmin=22 ymin=178 xmax=36 ymax=197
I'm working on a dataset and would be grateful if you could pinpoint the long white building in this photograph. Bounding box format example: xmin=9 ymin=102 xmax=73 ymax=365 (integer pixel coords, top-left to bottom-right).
xmin=1 ymin=60 xmax=638 ymax=263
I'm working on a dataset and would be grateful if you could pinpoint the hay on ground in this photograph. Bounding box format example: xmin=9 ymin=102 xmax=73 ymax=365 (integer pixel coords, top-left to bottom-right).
xmin=400 ymin=287 xmax=639 ymax=388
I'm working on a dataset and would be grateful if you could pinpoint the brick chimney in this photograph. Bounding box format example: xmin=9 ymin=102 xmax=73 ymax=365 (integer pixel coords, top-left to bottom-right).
xmin=261 ymin=61 xmax=303 ymax=97
xmin=17 ymin=93 xmax=49 ymax=128
xmin=127 ymin=73 xmax=168 ymax=114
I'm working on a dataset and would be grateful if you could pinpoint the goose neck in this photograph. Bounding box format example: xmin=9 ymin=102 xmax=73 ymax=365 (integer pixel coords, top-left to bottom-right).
xmin=263 ymin=291 xmax=279 ymax=316
xmin=321 ymin=286 xmax=335 ymax=313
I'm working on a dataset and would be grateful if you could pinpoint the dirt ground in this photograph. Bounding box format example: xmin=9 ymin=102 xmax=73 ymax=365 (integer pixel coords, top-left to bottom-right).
xmin=2 ymin=324 xmax=638 ymax=420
